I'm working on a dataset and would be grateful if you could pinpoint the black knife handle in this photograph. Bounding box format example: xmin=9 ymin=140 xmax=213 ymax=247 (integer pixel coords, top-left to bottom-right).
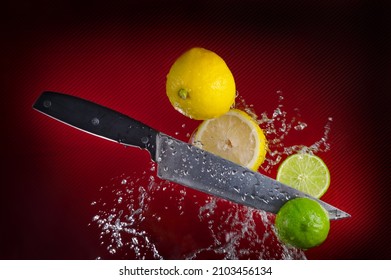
xmin=33 ymin=91 xmax=158 ymax=158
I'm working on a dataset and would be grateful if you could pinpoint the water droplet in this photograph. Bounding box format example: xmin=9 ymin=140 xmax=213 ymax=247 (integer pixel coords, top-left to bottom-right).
xmin=272 ymin=108 xmax=282 ymax=118
xmin=193 ymin=141 xmax=203 ymax=149
xmin=294 ymin=122 xmax=307 ymax=131
xmin=109 ymin=248 xmax=116 ymax=254
xmin=279 ymin=123 xmax=287 ymax=132
xmin=121 ymin=179 xmax=127 ymax=185
xmin=141 ymin=137 xmax=149 ymax=144
xmin=107 ymin=214 xmax=115 ymax=222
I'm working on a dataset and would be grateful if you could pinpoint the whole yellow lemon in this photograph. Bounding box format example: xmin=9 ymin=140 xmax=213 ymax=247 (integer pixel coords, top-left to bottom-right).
xmin=166 ymin=47 xmax=236 ymax=120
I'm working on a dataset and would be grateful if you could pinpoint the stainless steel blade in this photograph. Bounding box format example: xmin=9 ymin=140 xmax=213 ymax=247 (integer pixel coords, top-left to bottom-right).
xmin=156 ymin=133 xmax=350 ymax=220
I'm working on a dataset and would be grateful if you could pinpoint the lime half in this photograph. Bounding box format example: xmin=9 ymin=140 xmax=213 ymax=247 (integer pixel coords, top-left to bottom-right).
xmin=276 ymin=153 xmax=330 ymax=198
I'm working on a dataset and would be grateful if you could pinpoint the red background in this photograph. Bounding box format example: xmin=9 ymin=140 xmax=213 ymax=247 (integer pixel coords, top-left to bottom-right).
xmin=2 ymin=0 xmax=390 ymax=259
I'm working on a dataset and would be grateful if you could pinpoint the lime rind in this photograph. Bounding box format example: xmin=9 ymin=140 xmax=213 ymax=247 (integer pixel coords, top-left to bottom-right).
xmin=275 ymin=197 xmax=330 ymax=249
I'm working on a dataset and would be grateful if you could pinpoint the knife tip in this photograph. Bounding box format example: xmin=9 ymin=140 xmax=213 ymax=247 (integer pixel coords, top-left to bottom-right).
xmin=330 ymin=210 xmax=351 ymax=221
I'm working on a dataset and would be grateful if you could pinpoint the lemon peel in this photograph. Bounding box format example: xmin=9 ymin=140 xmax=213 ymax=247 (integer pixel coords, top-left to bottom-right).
xmin=166 ymin=47 xmax=236 ymax=120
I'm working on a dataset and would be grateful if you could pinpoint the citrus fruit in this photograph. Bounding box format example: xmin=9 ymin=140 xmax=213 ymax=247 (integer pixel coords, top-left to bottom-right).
xmin=276 ymin=153 xmax=330 ymax=198
xmin=166 ymin=47 xmax=236 ymax=120
xmin=275 ymin=197 xmax=330 ymax=249
xmin=191 ymin=109 xmax=267 ymax=171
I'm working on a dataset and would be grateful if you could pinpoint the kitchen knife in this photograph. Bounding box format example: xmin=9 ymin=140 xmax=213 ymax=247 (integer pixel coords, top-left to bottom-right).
xmin=33 ymin=91 xmax=350 ymax=220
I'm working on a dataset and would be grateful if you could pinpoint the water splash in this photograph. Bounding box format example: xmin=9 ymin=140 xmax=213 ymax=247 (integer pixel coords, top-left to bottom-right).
xmin=235 ymin=91 xmax=332 ymax=173
xmin=91 ymin=167 xmax=305 ymax=259
xmin=91 ymin=91 xmax=331 ymax=260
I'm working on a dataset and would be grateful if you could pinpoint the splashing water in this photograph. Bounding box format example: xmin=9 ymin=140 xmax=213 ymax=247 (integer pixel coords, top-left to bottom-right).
xmin=91 ymin=91 xmax=332 ymax=260
xmin=235 ymin=91 xmax=333 ymax=173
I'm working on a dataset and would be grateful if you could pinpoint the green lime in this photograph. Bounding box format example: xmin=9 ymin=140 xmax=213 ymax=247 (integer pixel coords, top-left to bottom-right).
xmin=276 ymin=153 xmax=330 ymax=198
xmin=275 ymin=197 xmax=330 ymax=249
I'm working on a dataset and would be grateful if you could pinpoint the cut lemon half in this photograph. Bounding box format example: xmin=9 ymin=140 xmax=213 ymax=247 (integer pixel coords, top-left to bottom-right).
xmin=276 ymin=154 xmax=330 ymax=198
xmin=191 ymin=109 xmax=267 ymax=171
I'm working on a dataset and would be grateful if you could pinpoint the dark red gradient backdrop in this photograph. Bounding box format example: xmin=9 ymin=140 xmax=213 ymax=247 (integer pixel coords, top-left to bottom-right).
xmin=2 ymin=1 xmax=390 ymax=259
